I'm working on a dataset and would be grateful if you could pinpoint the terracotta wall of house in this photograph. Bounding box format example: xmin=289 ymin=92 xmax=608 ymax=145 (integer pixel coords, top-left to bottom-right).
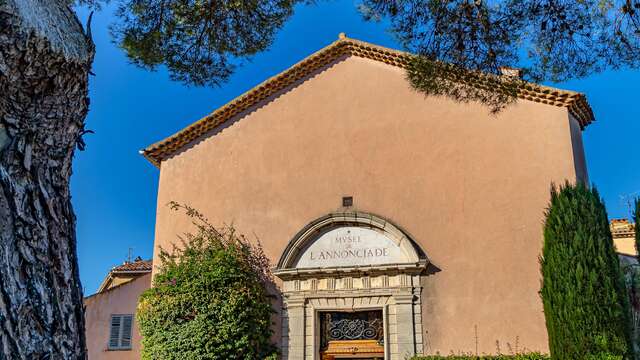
xmin=84 ymin=273 xmax=151 ymax=359
xmin=152 ymin=56 xmax=586 ymax=355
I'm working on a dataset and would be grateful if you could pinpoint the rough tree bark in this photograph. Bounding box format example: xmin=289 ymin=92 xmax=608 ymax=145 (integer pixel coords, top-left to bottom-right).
xmin=0 ymin=0 xmax=93 ymax=358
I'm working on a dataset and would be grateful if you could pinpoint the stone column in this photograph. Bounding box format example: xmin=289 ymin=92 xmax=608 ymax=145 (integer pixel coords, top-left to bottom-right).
xmin=394 ymin=293 xmax=416 ymax=359
xmin=283 ymin=296 xmax=306 ymax=360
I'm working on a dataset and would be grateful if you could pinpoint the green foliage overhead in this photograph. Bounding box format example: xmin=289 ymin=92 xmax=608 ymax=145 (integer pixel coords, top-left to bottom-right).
xmin=360 ymin=0 xmax=640 ymax=110
xmin=110 ymin=0 xmax=640 ymax=110
xmin=136 ymin=203 xmax=277 ymax=360
xmin=540 ymin=182 xmax=632 ymax=359
xmin=406 ymin=55 xmax=520 ymax=113
xmin=112 ymin=0 xmax=296 ymax=87
xmin=360 ymin=0 xmax=640 ymax=83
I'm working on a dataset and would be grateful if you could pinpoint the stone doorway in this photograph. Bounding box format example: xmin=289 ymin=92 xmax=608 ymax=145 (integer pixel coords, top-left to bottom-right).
xmin=274 ymin=212 xmax=428 ymax=360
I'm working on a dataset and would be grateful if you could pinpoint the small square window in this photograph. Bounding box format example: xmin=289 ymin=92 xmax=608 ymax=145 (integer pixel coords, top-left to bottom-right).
xmin=108 ymin=314 xmax=133 ymax=350
xmin=342 ymin=196 xmax=353 ymax=207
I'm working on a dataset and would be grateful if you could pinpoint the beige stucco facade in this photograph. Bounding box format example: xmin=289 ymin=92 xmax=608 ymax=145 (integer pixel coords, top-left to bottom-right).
xmin=148 ymin=39 xmax=590 ymax=357
xmin=84 ymin=273 xmax=150 ymax=359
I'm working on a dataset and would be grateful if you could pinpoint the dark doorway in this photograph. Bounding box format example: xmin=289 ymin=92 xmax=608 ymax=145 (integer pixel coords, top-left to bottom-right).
xmin=319 ymin=310 xmax=384 ymax=359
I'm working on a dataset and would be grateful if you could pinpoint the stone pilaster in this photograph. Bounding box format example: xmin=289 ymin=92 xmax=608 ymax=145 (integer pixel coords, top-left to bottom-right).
xmin=393 ymin=293 xmax=417 ymax=360
xmin=282 ymin=296 xmax=306 ymax=360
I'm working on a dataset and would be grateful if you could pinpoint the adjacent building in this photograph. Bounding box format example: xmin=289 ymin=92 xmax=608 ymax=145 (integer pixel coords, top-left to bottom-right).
xmin=612 ymin=218 xmax=637 ymax=270
xmin=84 ymin=258 xmax=152 ymax=359
xmin=612 ymin=218 xmax=637 ymax=257
xmin=141 ymin=35 xmax=594 ymax=358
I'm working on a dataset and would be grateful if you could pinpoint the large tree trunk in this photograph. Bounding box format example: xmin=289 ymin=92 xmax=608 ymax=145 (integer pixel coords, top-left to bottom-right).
xmin=0 ymin=0 xmax=93 ymax=358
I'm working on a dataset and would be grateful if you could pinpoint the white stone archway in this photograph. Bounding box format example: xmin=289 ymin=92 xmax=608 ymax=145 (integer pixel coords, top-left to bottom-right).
xmin=274 ymin=212 xmax=428 ymax=360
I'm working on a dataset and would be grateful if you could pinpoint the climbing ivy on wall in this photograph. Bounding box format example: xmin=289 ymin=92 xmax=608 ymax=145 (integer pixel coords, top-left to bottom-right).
xmin=136 ymin=203 xmax=277 ymax=360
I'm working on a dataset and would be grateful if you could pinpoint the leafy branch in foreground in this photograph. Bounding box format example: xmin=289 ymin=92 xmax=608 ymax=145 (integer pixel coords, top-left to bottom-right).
xmin=112 ymin=0 xmax=297 ymax=87
xmin=361 ymin=0 xmax=640 ymax=109
xmin=407 ymin=55 xmax=521 ymax=113
xmin=112 ymin=0 xmax=640 ymax=111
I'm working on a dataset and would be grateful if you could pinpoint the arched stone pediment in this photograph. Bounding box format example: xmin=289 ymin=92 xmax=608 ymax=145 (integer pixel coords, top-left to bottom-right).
xmin=274 ymin=212 xmax=427 ymax=278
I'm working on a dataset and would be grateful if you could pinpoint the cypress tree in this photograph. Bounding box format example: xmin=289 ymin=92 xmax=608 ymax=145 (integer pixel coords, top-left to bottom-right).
xmin=541 ymin=182 xmax=632 ymax=359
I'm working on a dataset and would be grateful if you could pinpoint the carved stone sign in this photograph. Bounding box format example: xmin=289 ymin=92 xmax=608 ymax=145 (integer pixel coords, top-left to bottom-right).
xmin=295 ymin=226 xmax=409 ymax=268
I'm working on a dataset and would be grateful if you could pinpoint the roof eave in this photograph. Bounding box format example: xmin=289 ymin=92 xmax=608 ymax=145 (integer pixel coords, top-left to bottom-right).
xmin=96 ymin=274 xmax=113 ymax=294
xmin=141 ymin=36 xmax=595 ymax=166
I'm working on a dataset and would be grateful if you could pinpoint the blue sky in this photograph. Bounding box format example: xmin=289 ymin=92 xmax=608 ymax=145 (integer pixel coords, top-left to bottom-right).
xmin=74 ymin=1 xmax=640 ymax=295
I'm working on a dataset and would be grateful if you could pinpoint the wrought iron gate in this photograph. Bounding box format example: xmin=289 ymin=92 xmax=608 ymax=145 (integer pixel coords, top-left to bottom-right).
xmin=319 ymin=310 xmax=384 ymax=351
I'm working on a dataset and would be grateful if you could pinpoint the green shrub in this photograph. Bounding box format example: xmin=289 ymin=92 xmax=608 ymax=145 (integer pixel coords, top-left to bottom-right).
xmin=410 ymin=354 xmax=549 ymax=360
xmin=410 ymin=352 xmax=623 ymax=359
xmin=622 ymin=261 xmax=640 ymax=357
xmin=584 ymin=353 xmax=624 ymax=360
xmin=137 ymin=203 xmax=277 ymax=360
xmin=540 ymin=183 xmax=632 ymax=359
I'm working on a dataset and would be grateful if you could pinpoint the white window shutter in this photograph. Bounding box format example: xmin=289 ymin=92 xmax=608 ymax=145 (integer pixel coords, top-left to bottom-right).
xmin=121 ymin=315 xmax=133 ymax=348
xmin=109 ymin=316 xmax=121 ymax=348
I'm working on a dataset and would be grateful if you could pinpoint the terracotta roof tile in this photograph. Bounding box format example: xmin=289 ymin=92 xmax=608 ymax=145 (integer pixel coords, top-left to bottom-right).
xmin=142 ymin=35 xmax=595 ymax=167
xmin=111 ymin=259 xmax=152 ymax=273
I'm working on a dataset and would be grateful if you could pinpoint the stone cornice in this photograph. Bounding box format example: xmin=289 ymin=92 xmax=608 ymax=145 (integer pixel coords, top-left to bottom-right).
xmin=273 ymin=260 xmax=429 ymax=281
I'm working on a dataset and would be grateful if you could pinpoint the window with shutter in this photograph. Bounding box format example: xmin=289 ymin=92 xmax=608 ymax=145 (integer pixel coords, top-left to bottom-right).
xmin=108 ymin=314 xmax=133 ymax=350
xmin=121 ymin=315 xmax=133 ymax=348
xmin=109 ymin=315 xmax=121 ymax=349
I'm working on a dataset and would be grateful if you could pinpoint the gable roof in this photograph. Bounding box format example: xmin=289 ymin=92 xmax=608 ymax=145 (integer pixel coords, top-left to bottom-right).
xmin=141 ymin=34 xmax=595 ymax=167
xmin=96 ymin=258 xmax=152 ymax=293
xmin=85 ymin=271 xmax=151 ymax=301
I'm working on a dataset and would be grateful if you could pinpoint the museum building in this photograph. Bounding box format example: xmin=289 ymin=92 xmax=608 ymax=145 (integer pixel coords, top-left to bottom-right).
xmin=142 ymin=35 xmax=594 ymax=359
